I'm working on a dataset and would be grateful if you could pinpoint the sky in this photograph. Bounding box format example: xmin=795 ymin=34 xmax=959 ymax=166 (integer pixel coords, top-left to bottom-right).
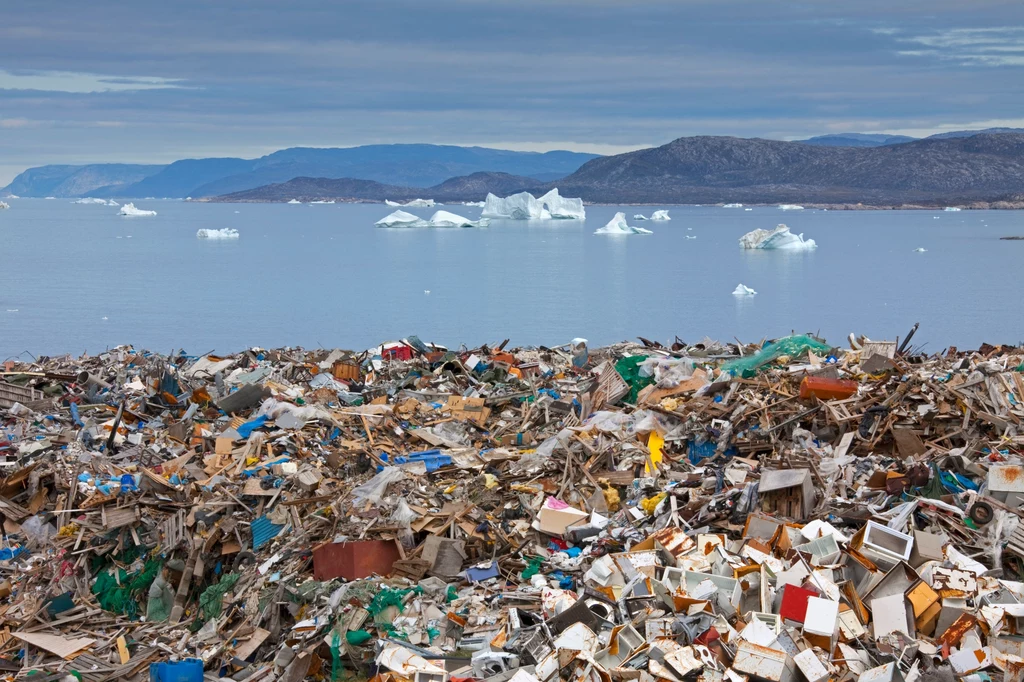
xmin=2 ymin=0 xmax=1024 ymax=184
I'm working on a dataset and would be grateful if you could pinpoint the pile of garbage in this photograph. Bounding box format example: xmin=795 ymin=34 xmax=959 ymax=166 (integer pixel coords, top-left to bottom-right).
xmin=1 ymin=328 xmax=1023 ymax=682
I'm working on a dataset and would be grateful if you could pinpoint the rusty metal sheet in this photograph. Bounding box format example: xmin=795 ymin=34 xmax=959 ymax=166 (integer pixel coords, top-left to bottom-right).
xmin=312 ymin=539 xmax=401 ymax=581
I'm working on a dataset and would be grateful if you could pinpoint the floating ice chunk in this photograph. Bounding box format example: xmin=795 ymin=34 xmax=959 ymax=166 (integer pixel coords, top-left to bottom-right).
xmin=386 ymin=198 xmax=435 ymax=208
xmin=633 ymin=214 xmax=648 ymax=220
xmin=732 ymin=284 xmax=757 ymax=297
xmin=375 ymin=210 xmax=424 ymax=228
xmin=482 ymin=188 xmax=584 ymax=220
xmin=723 ymin=203 xmax=743 ymax=208
xmin=375 ymin=209 xmax=487 ymax=228
xmin=745 ymin=208 xmax=753 ymax=211
xmin=650 ymin=210 xmax=671 ymax=221
xmin=427 ymin=210 xmax=488 ymax=227
xmin=686 ymin=235 xmax=697 ymax=239
xmin=594 ymin=212 xmax=652 ymax=235
xmin=0 ymin=201 xmax=9 ymax=210
xmin=463 ymin=201 xmax=485 ymax=207
xmin=73 ymin=197 xmax=109 ymax=205
xmin=108 ymin=200 xmax=119 ymax=207
xmin=287 ymin=199 xmax=302 ymax=204
xmin=310 ymin=200 xmax=335 ymax=204
xmin=739 ymin=224 xmax=816 ymax=250
xmin=537 ymin=189 xmax=585 ymax=219
xmin=118 ymin=202 xmax=157 ymax=216
xmin=944 ymin=207 xmax=961 ymax=212
xmin=913 ymin=247 xmax=927 ymax=252
xmin=778 ymin=204 xmax=804 ymax=210
xmin=197 ymin=228 xmax=240 ymax=239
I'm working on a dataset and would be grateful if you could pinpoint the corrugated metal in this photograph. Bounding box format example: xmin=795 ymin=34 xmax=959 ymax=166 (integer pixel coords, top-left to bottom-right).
xmin=251 ymin=515 xmax=284 ymax=550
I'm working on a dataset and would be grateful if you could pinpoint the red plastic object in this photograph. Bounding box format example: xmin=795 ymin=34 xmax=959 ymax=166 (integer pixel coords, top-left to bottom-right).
xmin=779 ymin=584 xmax=817 ymax=623
xmin=799 ymin=376 xmax=858 ymax=401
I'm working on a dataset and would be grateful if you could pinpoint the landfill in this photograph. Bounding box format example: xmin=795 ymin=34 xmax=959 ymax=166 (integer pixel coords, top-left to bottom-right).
xmin=1 ymin=328 xmax=1024 ymax=682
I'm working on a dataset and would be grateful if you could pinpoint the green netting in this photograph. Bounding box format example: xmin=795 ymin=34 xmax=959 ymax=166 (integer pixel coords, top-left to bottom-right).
xmin=445 ymin=585 xmax=458 ymax=603
xmin=198 ymin=573 xmax=240 ymax=622
xmin=721 ymin=335 xmax=832 ymax=378
xmin=91 ymin=558 xmax=163 ymax=618
xmin=614 ymin=356 xmax=653 ymax=405
xmin=331 ymin=630 xmax=344 ymax=681
xmin=367 ymin=586 xmax=422 ymax=624
xmin=520 ymin=555 xmax=544 ymax=580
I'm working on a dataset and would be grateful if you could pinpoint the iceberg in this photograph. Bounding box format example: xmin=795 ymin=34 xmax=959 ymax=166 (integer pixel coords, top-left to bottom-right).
xmin=287 ymin=199 xmax=302 ymax=204
xmin=594 ymin=212 xmax=652 ymax=235
xmin=375 ymin=209 xmax=488 ymax=228
xmin=197 ymin=228 xmax=240 ymax=239
xmin=310 ymin=200 xmax=335 ymax=204
xmin=462 ymin=201 xmax=485 ymax=207
xmin=633 ymin=214 xmax=648 ymax=220
xmin=739 ymin=224 xmax=816 ymax=250
xmin=650 ymin=210 xmax=671 ymax=221
xmin=118 ymin=202 xmax=157 ymax=217
xmin=73 ymin=198 xmax=109 ymax=205
xmin=481 ymin=188 xmax=585 ymax=220
xmin=913 ymin=247 xmax=927 ymax=252
xmin=0 ymin=201 xmax=9 ymax=210
xmin=778 ymin=204 xmax=804 ymax=210
xmin=732 ymin=284 xmax=757 ymax=297
xmin=723 ymin=203 xmax=743 ymax=208
xmin=109 ymin=201 xmax=120 ymax=207
xmin=386 ymin=198 xmax=435 ymax=208
xmin=944 ymin=206 xmax=961 ymax=212
xmin=375 ymin=210 xmax=423 ymax=228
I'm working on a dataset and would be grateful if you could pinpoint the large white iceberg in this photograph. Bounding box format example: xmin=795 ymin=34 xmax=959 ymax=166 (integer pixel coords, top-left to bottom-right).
xmin=594 ymin=212 xmax=652 ymax=235
xmin=375 ymin=209 xmax=488 ymax=228
xmin=739 ymin=224 xmax=816 ymax=250
xmin=650 ymin=210 xmax=671 ymax=221
xmin=386 ymin=198 xmax=436 ymax=208
xmin=481 ymin=188 xmax=585 ymax=220
xmin=197 ymin=228 xmax=240 ymax=239
xmin=732 ymin=284 xmax=757 ymax=297
xmin=118 ymin=203 xmax=157 ymax=217
xmin=778 ymin=204 xmax=804 ymax=210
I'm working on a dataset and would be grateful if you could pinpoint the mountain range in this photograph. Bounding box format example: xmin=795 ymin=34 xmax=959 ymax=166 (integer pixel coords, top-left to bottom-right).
xmin=217 ymin=132 xmax=1024 ymax=207
xmin=0 ymin=145 xmax=598 ymax=198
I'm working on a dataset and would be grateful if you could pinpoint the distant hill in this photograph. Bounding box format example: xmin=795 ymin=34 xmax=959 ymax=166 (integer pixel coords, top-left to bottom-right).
xmin=217 ymin=133 xmax=1024 ymax=206
xmin=799 ymin=133 xmax=917 ymax=148
xmin=216 ymin=172 xmax=543 ymax=203
xmin=552 ymin=133 xmax=1024 ymax=204
xmin=927 ymin=127 xmax=1024 ymax=140
xmin=3 ymin=163 xmax=164 ymax=198
xmin=1 ymin=145 xmax=598 ymax=198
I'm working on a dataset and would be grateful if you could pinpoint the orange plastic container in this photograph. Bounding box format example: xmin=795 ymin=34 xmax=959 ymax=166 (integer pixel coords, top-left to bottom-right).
xmin=799 ymin=376 xmax=858 ymax=401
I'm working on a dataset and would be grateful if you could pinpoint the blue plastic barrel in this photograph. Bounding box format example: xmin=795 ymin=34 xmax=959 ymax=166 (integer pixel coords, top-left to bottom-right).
xmin=150 ymin=659 xmax=204 ymax=682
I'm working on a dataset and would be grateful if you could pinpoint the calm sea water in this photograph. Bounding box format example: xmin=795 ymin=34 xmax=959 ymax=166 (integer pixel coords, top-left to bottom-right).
xmin=1 ymin=198 xmax=1021 ymax=359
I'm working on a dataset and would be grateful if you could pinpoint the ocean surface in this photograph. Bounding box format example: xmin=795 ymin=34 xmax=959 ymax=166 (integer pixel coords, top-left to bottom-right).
xmin=1 ymin=198 xmax=1021 ymax=359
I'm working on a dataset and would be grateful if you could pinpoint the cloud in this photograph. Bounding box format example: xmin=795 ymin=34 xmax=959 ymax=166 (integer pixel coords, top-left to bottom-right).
xmin=894 ymin=27 xmax=1024 ymax=66
xmin=0 ymin=70 xmax=185 ymax=93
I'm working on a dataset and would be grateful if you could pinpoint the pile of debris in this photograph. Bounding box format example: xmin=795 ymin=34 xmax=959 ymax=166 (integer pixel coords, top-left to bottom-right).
xmin=1 ymin=329 xmax=1023 ymax=682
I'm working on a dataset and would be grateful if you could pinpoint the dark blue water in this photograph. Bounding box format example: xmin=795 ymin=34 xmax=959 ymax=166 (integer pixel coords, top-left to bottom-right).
xmin=1 ymin=198 xmax=1021 ymax=359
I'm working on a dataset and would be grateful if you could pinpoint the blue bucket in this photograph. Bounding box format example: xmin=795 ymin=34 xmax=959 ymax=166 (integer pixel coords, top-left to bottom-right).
xmin=150 ymin=659 xmax=204 ymax=682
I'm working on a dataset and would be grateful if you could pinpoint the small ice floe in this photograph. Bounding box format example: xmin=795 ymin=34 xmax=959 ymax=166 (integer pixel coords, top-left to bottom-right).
xmin=387 ymin=198 xmax=436 ymax=208
xmin=594 ymin=212 xmax=652 ymax=235
xmin=102 ymin=316 xmax=109 ymax=321
xmin=739 ymin=224 xmax=816 ymax=250
xmin=650 ymin=210 xmax=671 ymax=221
xmin=685 ymin=235 xmax=697 ymax=239
xmin=778 ymin=204 xmax=804 ymax=210
xmin=287 ymin=199 xmax=302 ymax=204
xmin=119 ymin=203 xmax=157 ymax=216
xmin=633 ymin=214 xmax=648 ymax=220
xmin=424 ymin=290 xmax=431 ymax=295
xmin=732 ymin=284 xmax=757 ymax=297
xmin=914 ymin=247 xmax=927 ymax=252
xmin=197 ymin=228 xmax=240 ymax=239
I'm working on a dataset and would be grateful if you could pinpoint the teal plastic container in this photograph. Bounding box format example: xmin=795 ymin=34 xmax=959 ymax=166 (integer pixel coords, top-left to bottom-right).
xmin=150 ymin=659 xmax=203 ymax=682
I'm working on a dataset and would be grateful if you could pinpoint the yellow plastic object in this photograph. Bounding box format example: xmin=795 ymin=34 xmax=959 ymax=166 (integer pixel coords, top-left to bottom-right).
xmin=483 ymin=473 xmax=499 ymax=489
xmin=640 ymin=492 xmax=666 ymax=515
xmin=646 ymin=431 xmax=665 ymax=474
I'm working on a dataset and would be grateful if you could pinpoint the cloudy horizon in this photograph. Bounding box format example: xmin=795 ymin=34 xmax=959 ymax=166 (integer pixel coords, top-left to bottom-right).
xmin=2 ymin=0 xmax=1023 ymax=184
